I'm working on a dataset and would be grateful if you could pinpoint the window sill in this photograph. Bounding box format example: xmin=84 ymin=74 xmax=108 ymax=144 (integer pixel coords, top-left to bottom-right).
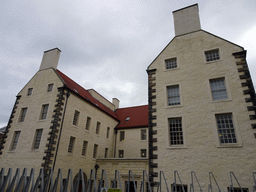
xmin=67 ymin=153 xmax=74 ymax=156
xmin=165 ymin=105 xmax=183 ymax=109
xmin=84 ymin=129 xmax=90 ymax=133
xmin=217 ymin=144 xmax=242 ymax=148
xmin=211 ymin=99 xmax=232 ymax=103
xmin=205 ymin=59 xmax=222 ymax=64
xmin=7 ymin=151 xmax=16 ymax=153
xmin=164 ymin=67 xmax=180 ymax=72
xmin=167 ymin=145 xmax=187 ymax=149
xmin=29 ymin=150 xmax=40 ymax=152
xmin=80 ymin=156 xmax=87 ymax=159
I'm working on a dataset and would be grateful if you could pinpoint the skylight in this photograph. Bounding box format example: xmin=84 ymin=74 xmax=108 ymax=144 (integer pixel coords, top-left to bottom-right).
xmin=74 ymin=89 xmax=79 ymax=93
xmin=125 ymin=117 xmax=130 ymax=121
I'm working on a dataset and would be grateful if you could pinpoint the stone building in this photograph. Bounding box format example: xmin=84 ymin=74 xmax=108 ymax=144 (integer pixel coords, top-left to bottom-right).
xmin=0 ymin=48 xmax=149 ymax=190
xmin=147 ymin=4 xmax=256 ymax=192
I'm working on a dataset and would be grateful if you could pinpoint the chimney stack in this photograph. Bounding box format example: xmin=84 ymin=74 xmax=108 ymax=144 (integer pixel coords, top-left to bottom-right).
xmin=112 ymin=98 xmax=119 ymax=110
xmin=39 ymin=48 xmax=61 ymax=71
xmin=173 ymin=4 xmax=201 ymax=36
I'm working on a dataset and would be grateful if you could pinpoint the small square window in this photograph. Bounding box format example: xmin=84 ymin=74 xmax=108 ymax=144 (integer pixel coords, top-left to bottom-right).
xmin=141 ymin=149 xmax=147 ymax=157
xmin=81 ymin=140 xmax=88 ymax=156
xmin=210 ymin=78 xmax=227 ymax=100
xmin=33 ymin=129 xmax=43 ymax=150
xmin=96 ymin=122 xmax=101 ymax=135
xmin=165 ymin=58 xmax=177 ymax=70
xmin=141 ymin=129 xmax=147 ymax=140
xmin=205 ymin=49 xmax=220 ymax=62
xmin=167 ymin=85 xmax=180 ymax=106
xmin=10 ymin=131 xmax=21 ymax=151
xmin=19 ymin=108 xmax=28 ymax=122
xmin=48 ymin=84 xmax=53 ymax=92
xmin=40 ymin=104 xmax=49 ymax=120
xmin=120 ymin=131 xmax=125 ymax=141
xmin=119 ymin=150 xmax=124 ymax=158
xmin=68 ymin=136 xmax=75 ymax=154
xmin=93 ymin=144 xmax=98 ymax=158
xmin=73 ymin=110 xmax=80 ymax=126
xmin=27 ymin=88 xmax=33 ymax=96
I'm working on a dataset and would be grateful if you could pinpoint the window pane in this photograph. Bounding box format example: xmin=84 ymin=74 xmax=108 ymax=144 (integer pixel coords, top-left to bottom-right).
xmin=48 ymin=84 xmax=53 ymax=92
xmin=141 ymin=149 xmax=147 ymax=157
xmin=73 ymin=110 xmax=80 ymax=126
xmin=167 ymin=85 xmax=180 ymax=106
xmin=120 ymin=131 xmax=125 ymax=141
xmin=82 ymin=141 xmax=88 ymax=156
xmin=205 ymin=50 xmax=220 ymax=62
xmin=11 ymin=131 xmax=21 ymax=150
xmin=141 ymin=130 xmax=147 ymax=140
xmin=19 ymin=108 xmax=27 ymax=122
xmin=33 ymin=129 xmax=43 ymax=150
xmin=41 ymin=104 xmax=49 ymax=120
xmin=27 ymin=88 xmax=33 ymax=96
xmin=93 ymin=144 xmax=98 ymax=158
xmin=216 ymin=114 xmax=237 ymax=144
xmin=165 ymin=58 xmax=177 ymax=70
xmin=85 ymin=117 xmax=91 ymax=130
xmin=96 ymin=122 xmax=101 ymax=134
xmin=210 ymin=78 xmax=227 ymax=100
xmin=105 ymin=148 xmax=108 ymax=158
xmin=169 ymin=118 xmax=183 ymax=145
xmin=68 ymin=136 xmax=75 ymax=153
xmin=119 ymin=150 xmax=124 ymax=158
xmin=106 ymin=127 xmax=110 ymax=138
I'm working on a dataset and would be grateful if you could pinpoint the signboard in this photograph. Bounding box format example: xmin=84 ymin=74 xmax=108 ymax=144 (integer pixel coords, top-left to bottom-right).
xmin=101 ymin=188 xmax=122 ymax=192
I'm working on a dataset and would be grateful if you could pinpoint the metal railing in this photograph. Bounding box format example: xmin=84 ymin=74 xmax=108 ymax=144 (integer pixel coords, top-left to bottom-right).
xmin=0 ymin=168 xmax=255 ymax=192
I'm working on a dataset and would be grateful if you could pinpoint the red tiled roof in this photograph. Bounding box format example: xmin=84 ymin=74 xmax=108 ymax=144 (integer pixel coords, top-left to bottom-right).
xmin=115 ymin=105 xmax=148 ymax=128
xmin=56 ymin=70 xmax=118 ymax=120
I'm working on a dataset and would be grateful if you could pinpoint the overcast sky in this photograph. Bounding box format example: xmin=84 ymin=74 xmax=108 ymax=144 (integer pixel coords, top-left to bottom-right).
xmin=0 ymin=0 xmax=256 ymax=127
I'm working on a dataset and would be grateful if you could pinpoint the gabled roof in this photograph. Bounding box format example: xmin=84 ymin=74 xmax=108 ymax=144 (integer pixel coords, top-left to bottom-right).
xmin=56 ymin=70 xmax=118 ymax=120
xmin=115 ymin=105 xmax=148 ymax=129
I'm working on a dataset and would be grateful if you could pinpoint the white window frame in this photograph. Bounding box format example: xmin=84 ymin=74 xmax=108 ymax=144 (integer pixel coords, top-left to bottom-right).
xmin=205 ymin=49 xmax=220 ymax=62
xmin=166 ymin=84 xmax=183 ymax=107
xmin=10 ymin=131 xmax=21 ymax=151
xmin=209 ymin=78 xmax=228 ymax=101
xmin=40 ymin=104 xmax=49 ymax=120
xmin=19 ymin=107 xmax=28 ymax=122
xmin=165 ymin=57 xmax=177 ymax=70
xmin=166 ymin=117 xmax=187 ymax=149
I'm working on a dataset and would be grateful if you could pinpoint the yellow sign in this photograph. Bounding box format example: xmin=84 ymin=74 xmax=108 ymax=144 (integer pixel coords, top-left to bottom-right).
xmin=107 ymin=188 xmax=122 ymax=192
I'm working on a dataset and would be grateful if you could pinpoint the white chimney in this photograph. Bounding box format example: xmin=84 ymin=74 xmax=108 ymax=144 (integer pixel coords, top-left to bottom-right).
xmin=173 ymin=4 xmax=201 ymax=36
xmin=112 ymin=98 xmax=119 ymax=110
xmin=39 ymin=48 xmax=61 ymax=71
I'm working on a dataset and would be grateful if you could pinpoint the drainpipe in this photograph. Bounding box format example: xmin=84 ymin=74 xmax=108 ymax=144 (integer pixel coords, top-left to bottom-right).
xmin=52 ymin=90 xmax=70 ymax=171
